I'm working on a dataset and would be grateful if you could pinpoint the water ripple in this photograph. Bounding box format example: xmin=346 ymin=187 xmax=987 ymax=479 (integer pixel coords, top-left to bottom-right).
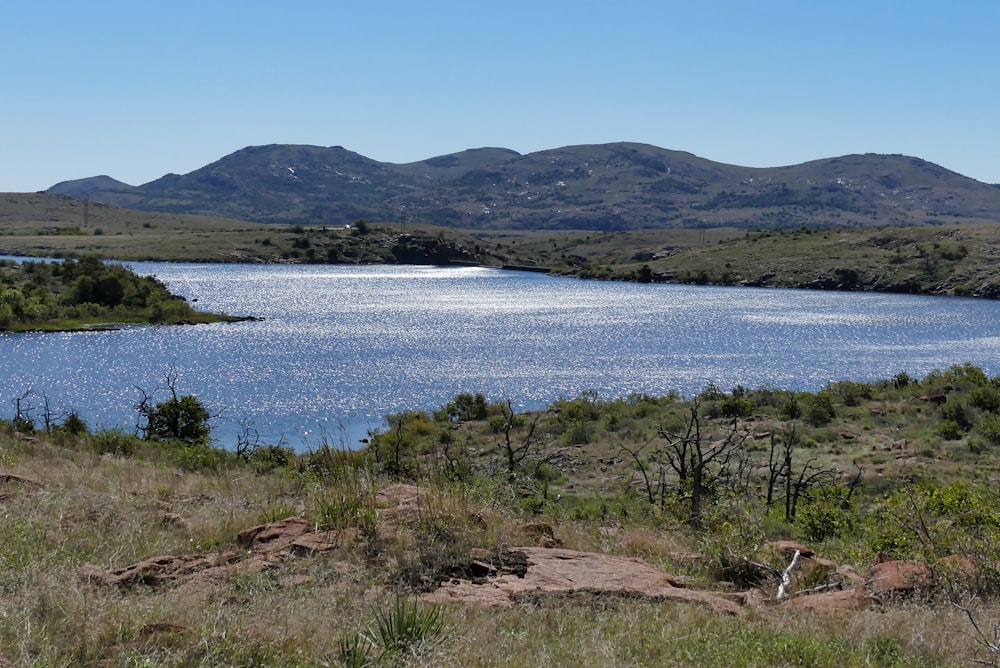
xmin=3 ymin=264 xmax=1000 ymax=449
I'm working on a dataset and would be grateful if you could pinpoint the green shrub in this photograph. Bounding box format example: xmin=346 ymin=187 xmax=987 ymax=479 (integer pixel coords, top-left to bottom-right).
xmin=247 ymin=444 xmax=294 ymax=473
xmin=315 ymin=492 xmax=376 ymax=532
xmin=442 ymin=392 xmax=488 ymax=422
xmin=968 ymin=386 xmax=1000 ymax=412
xmin=340 ymin=599 xmax=445 ymax=665
xmin=975 ymin=414 xmax=1000 ymax=447
xmin=59 ymin=411 xmax=88 ymax=436
xmin=146 ymin=394 xmax=211 ymax=444
xmin=778 ymin=394 xmax=802 ymax=420
xmin=158 ymin=440 xmax=230 ymax=472
xmin=90 ymin=428 xmax=138 ymax=456
xmin=968 ymin=436 xmax=988 ymax=454
xmin=721 ymin=395 xmax=754 ymax=418
xmin=944 ymin=362 xmax=990 ymax=387
xmin=298 ymin=444 xmax=369 ymax=478
xmin=935 ymin=419 xmax=964 ymax=441
xmin=940 ymin=401 xmax=971 ymax=430
xmin=829 ymin=381 xmax=873 ymax=407
xmin=803 ymin=393 xmax=835 ymax=427
xmin=796 ymin=493 xmax=855 ymax=542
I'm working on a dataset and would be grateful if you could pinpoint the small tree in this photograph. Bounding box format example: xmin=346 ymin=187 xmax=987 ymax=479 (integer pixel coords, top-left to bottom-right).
xmin=135 ymin=371 xmax=211 ymax=444
xmin=444 ymin=392 xmax=488 ymax=422
xmin=495 ymin=399 xmax=545 ymax=481
xmin=657 ymin=399 xmax=752 ymax=527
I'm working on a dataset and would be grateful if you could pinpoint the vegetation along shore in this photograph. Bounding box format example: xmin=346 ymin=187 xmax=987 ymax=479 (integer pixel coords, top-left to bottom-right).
xmin=4 ymin=192 xmax=1000 ymax=301
xmin=0 ymin=255 xmax=247 ymax=332
xmin=4 ymin=365 xmax=1000 ymax=664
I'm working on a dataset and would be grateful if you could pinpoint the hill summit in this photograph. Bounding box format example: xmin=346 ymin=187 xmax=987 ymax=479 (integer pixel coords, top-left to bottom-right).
xmin=47 ymin=143 xmax=1000 ymax=230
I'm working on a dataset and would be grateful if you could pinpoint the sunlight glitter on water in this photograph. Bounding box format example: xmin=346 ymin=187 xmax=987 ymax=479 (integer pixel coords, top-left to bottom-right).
xmin=4 ymin=264 xmax=1000 ymax=449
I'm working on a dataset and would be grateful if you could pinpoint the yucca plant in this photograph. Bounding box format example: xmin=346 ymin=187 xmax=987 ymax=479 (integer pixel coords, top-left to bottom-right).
xmin=338 ymin=630 xmax=378 ymax=667
xmin=338 ymin=599 xmax=445 ymax=665
xmin=369 ymin=598 xmax=445 ymax=655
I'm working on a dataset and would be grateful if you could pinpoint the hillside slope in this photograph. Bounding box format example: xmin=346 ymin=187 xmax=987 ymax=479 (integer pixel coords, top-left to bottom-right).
xmin=47 ymin=143 xmax=1000 ymax=231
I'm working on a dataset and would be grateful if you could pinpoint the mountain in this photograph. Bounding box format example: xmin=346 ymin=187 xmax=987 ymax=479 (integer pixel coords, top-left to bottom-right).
xmin=46 ymin=143 xmax=1000 ymax=230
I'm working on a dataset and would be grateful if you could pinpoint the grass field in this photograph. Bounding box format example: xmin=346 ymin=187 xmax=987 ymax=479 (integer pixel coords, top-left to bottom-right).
xmin=5 ymin=367 xmax=1000 ymax=665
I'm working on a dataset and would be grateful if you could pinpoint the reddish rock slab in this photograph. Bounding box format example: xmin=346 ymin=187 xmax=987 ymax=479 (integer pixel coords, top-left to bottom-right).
xmin=84 ymin=517 xmax=343 ymax=588
xmin=939 ymin=553 xmax=977 ymax=577
xmin=238 ymin=516 xmax=312 ymax=554
xmin=763 ymin=540 xmax=815 ymax=559
xmin=867 ymin=559 xmax=931 ymax=596
xmin=374 ymin=484 xmax=430 ymax=525
xmin=784 ymin=588 xmax=872 ymax=611
xmin=290 ymin=530 xmax=342 ymax=553
xmin=423 ymin=547 xmax=743 ymax=616
xmin=81 ymin=551 xmax=244 ymax=587
xmin=0 ymin=473 xmax=43 ymax=487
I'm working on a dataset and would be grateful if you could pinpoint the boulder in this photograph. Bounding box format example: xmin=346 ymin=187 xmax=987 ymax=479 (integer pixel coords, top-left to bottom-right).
xmin=762 ymin=540 xmax=814 ymax=559
xmin=867 ymin=559 xmax=931 ymax=596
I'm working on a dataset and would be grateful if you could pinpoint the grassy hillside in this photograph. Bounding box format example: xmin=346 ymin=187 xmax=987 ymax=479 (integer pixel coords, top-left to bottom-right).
xmin=536 ymin=224 xmax=1000 ymax=298
xmin=4 ymin=367 xmax=1000 ymax=665
xmin=4 ymin=193 xmax=1000 ymax=301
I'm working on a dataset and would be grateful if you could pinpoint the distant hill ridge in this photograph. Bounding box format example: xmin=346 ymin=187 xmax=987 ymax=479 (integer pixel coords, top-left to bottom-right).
xmin=46 ymin=143 xmax=1000 ymax=230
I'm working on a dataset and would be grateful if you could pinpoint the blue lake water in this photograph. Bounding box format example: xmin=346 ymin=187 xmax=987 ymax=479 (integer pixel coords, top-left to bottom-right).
xmin=3 ymin=262 xmax=1000 ymax=449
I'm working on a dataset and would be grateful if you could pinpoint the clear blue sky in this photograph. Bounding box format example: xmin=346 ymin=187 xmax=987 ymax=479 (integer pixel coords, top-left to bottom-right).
xmin=3 ymin=1 xmax=998 ymax=192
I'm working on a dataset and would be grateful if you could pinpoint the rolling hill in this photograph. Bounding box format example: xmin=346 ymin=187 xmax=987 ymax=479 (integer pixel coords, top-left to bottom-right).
xmin=46 ymin=143 xmax=1000 ymax=231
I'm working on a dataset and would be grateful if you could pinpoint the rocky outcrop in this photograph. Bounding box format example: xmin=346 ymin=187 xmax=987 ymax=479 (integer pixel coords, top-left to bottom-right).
xmin=423 ymin=547 xmax=744 ymax=616
xmin=0 ymin=473 xmax=44 ymax=501
xmin=82 ymin=516 xmax=342 ymax=588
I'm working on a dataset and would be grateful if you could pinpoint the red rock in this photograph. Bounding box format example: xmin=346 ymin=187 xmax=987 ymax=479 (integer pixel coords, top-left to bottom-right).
xmin=237 ymin=516 xmax=311 ymax=553
xmin=867 ymin=559 xmax=931 ymax=596
xmin=83 ymin=516 xmax=348 ymax=589
xmin=0 ymin=473 xmax=44 ymax=500
xmin=82 ymin=553 xmax=236 ymax=587
xmin=784 ymin=588 xmax=871 ymax=611
xmin=939 ymin=554 xmax=976 ymax=576
xmin=763 ymin=540 xmax=814 ymax=558
xmin=290 ymin=530 xmax=341 ymax=553
xmin=422 ymin=547 xmax=743 ymax=616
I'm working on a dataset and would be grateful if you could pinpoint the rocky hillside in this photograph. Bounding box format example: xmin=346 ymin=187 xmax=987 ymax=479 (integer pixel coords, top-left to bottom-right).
xmin=48 ymin=142 xmax=1000 ymax=231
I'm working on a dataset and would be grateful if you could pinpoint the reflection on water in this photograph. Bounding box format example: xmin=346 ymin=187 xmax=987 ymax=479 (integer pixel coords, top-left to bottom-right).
xmin=3 ymin=263 xmax=1000 ymax=449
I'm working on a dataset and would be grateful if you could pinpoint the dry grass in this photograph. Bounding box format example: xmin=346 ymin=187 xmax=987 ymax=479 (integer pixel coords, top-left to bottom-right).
xmin=0 ymin=425 xmax=994 ymax=666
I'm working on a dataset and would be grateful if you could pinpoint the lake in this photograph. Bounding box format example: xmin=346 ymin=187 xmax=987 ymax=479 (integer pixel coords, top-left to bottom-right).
xmin=3 ymin=262 xmax=1000 ymax=449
